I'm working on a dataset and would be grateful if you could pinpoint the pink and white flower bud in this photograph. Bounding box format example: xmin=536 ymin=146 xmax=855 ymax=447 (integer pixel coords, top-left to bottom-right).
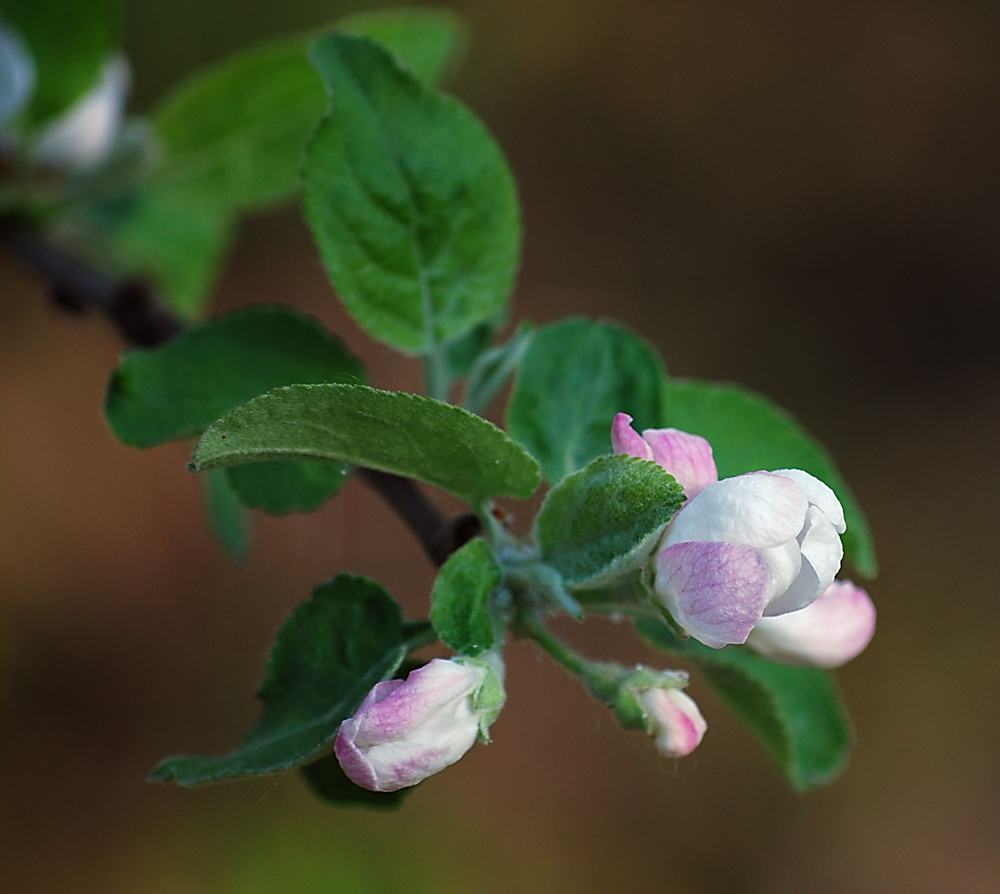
xmin=32 ymin=55 xmax=130 ymax=169
xmin=746 ymin=580 xmax=876 ymax=667
xmin=612 ymin=415 xmax=849 ymax=649
xmin=335 ymin=658 xmax=499 ymax=793
xmin=635 ymin=687 xmax=707 ymax=758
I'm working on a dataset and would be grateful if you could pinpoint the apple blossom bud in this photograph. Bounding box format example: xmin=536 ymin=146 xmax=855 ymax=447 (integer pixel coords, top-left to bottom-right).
xmin=335 ymin=657 xmax=504 ymax=793
xmin=746 ymin=580 xmax=876 ymax=667
xmin=32 ymin=55 xmax=130 ymax=169
xmin=634 ymin=687 xmax=707 ymax=758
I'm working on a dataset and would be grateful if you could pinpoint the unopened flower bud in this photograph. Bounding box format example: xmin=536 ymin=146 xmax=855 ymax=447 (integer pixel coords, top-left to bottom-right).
xmin=634 ymin=687 xmax=707 ymax=758
xmin=746 ymin=580 xmax=876 ymax=667
xmin=335 ymin=656 xmax=504 ymax=793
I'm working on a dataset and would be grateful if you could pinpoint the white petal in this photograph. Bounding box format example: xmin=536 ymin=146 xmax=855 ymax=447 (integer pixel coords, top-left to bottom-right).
xmin=772 ymin=469 xmax=846 ymax=533
xmin=759 ymin=540 xmax=801 ymax=601
xmin=32 ymin=54 xmax=130 ymax=169
xmin=765 ymin=507 xmax=843 ymax=615
xmin=664 ymin=472 xmax=808 ymax=550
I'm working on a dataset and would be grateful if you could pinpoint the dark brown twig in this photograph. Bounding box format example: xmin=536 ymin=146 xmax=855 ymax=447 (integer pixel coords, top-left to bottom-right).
xmin=1 ymin=217 xmax=479 ymax=565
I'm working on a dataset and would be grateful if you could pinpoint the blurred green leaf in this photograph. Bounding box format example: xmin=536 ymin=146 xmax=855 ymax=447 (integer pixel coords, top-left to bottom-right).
xmin=151 ymin=9 xmax=466 ymax=212
xmin=202 ymin=467 xmax=251 ymax=562
xmin=431 ymin=539 xmax=501 ymax=655
xmin=226 ymin=460 xmax=350 ymax=515
xmin=105 ymin=304 xmax=365 ymax=447
xmin=663 ymin=379 xmax=876 ymax=577
xmin=636 ymin=616 xmax=852 ymax=790
xmin=83 ymin=186 xmax=235 ymax=319
xmin=150 ymin=574 xmax=407 ymax=784
xmin=507 ymin=318 xmax=666 ymax=484
xmin=300 ymin=752 xmax=411 ymax=809
xmin=339 ymin=7 xmax=467 ymax=85
xmin=536 ymin=455 xmax=684 ymax=589
xmin=464 ymin=321 xmax=532 ymax=416
xmin=1 ymin=0 xmax=116 ymax=125
xmin=189 ymin=383 xmax=541 ymax=506
xmin=302 ymin=33 xmax=520 ymax=354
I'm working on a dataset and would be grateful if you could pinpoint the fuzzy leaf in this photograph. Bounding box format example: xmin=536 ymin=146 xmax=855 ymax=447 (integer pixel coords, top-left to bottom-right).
xmin=536 ymin=455 xmax=685 ymax=588
xmin=150 ymin=575 xmax=408 ymax=784
xmin=189 ymin=383 xmax=541 ymax=506
xmin=431 ymin=538 xmax=501 ymax=655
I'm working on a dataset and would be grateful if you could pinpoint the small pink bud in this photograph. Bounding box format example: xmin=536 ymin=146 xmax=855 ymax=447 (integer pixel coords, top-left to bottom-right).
xmin=335 ymin=658 xmax=497 ymax=792
xmin=746 ymin=580 xmax=876 ymax=668
xmin=635 ymin=687 xmax=707 ymax=758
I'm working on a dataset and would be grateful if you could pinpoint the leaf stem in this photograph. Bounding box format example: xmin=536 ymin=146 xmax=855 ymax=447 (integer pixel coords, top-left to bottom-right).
xmin=2 ymin=218 xmax=479 ymax=568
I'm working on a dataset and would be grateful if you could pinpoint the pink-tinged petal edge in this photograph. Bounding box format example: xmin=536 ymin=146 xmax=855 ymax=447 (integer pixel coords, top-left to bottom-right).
xmin=639 ymin=688 xmax=707 ymax=758
xmin=655 ymin=541 xmax=774 ymax=648
xmin=640 ymin=427 xmax=718 ymax=497
xmin=747 ymin=580 xmax=876 ymax=668
xmin=611 ymin=413 xmax=653 ymax=461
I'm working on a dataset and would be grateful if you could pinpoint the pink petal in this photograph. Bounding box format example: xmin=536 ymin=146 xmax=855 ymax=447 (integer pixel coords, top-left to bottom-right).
xmin=636 ymin=688 xmax=707 ymax=757
xmin=655 ymin=541 xmax=774 ymax=648
xmin=611 ymin=413 xmax=653 ymax=461
xmin=640 ymin=427 xmax=718 ymax=497
xmin=747 ymin=580 xmax=876 ymax=667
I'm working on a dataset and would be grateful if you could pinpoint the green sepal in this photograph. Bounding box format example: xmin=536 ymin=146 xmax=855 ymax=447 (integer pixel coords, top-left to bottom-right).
xmin=507 ymin=318 xmax=666 ymax=484
xmin=663 ymin=378 xmax=876 ymax=577
xmin=636 ymin=617 xmax=852 ymax=791
xmin=188 ymin=383 xmax=541 ymax=506
xmin=536 ymin=455 xmax=685 ymax=589
xmin=430 ymin=539 xmax=502 ymax=656
xmin=150 ymin=574 xmax=408 ymax=784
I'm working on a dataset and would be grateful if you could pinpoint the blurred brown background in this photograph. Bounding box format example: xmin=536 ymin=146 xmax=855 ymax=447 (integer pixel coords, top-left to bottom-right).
xmin=2 ymin=1 xmax=999 ymax=891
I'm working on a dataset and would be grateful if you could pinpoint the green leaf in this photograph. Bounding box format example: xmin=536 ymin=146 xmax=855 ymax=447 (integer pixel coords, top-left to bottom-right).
xmin=507 ymin=318 xmax=666 ymax=485
xmin=636 ymin=617 xmax=852 ymax=790
xmin=663 ymin=379 xmax=876 ymax=577
xmin=338 ymin=7 xmax=467 ymax=85
xmin=299 ymin=752 xmax=411 ymax=809
xmin=189 ymin=383 xmax=541 ymax=507
xmin=105 ymin=305 xmax=365 ymax=447
xmin=302 ymin=32 xmax=521 ymax=355
xmin=202 ymin=467 xmax=251 ymax=562
xmin=536 ymin=455 xmax=685 ymax=589
xmin=150 ymin=574 xmax=408 ymax=784
xmin=225 ymin=460 xmax=350 ymax=515
xmin=464 ymin=321 xmax=533 ymax=416
xmin=81 ymin=187 xmax=235 ymax=319
xmin=430 ymin=538 xmax=501 ymax=655
xmin=1 ymin=0 xmax=117 ymax=125
xmin=152 ymin=34 xmax=326 ymax=211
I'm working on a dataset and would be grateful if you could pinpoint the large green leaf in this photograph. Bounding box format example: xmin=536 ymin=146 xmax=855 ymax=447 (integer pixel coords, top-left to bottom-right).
xmin=430 ymin=538 xmax=501 ymax=655
xmin=302 ymin=33 xmax=521 ymax=355
xmin=636 ymin=617 xmax=852 ymax=791
xmin=105 ymin=305 xmax=365 ymax=447
xmin=152 ymin=10 xmax=467 ymax=212
xmin=663 ymin=379 xmax=876 ymax=577
xmin=507 ymin=318 xmax=666 ymax=485
xmin=1 ymin=0 xmax=116 ymax=125
xmin=151 ymin=575 xmax=407 ymax=784
xmin=189 ymin=383 xmax=541 ymax=507
xmin=536 ymin=455 xmax=684 ymax=589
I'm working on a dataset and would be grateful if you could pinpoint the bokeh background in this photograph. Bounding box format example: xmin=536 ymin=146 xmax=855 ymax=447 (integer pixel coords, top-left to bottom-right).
xmin=3 ymin=1 xmax=999 ymax=891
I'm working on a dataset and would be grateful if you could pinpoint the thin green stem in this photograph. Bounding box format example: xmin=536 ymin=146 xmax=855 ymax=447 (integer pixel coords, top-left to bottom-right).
xmin=518 ymin=611 xmax=623 ymax=703
xmin=424 ymin=346 xmax=450 ymax=403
